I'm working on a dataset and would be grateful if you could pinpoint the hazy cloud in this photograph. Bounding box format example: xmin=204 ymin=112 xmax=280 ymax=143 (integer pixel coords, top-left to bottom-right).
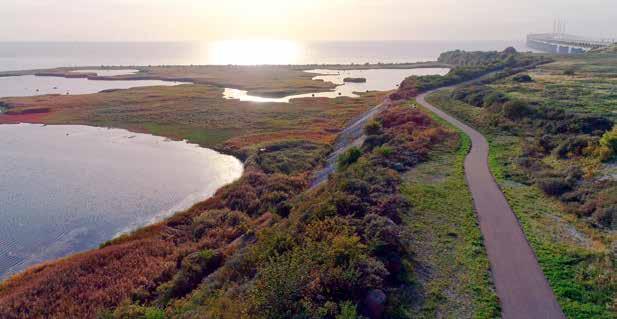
xmin=0 ymin=0 xmax=615 ymax=41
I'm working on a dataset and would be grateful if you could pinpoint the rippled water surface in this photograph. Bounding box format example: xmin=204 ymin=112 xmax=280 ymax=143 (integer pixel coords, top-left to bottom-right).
xmin=223 ymin=68 xmax=450 ymax=103
xmin=0 ymin=124 xmax=243 ymax=279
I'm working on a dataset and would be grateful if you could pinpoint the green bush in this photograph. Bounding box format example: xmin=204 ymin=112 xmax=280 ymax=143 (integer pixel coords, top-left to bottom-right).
xmin=599 ymin=126 xmax=617 ymax=159
xmin=144 ymin=308 xmax=166 ymax=319
xmin=338 ymin=147 xmax=363 ymax=170
xmin=501 ymin=100 xmax=533 ymax=120
xmin=336 ymin=301 xmax=359 ymax=319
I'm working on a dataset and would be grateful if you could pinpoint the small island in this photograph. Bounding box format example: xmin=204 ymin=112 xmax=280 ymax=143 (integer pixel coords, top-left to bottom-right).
xmin=343 ymin=77 xmax=367 ymax=83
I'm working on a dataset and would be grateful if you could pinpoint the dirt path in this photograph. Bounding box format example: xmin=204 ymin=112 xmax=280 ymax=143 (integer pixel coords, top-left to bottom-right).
xmin=310 ymin=98 xmax=390 ymax=187
xmin=416 ymin=91 xmax=565 ymax=319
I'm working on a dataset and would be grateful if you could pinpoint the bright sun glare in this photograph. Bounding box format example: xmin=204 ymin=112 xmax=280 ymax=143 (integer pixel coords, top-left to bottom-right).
xmin=207 ymin=40 xmax=302 ymax=65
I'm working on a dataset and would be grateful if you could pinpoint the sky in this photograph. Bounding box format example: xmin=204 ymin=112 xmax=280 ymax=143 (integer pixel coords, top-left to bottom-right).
xmin=1 ymin=0 xmax=616 ymax=42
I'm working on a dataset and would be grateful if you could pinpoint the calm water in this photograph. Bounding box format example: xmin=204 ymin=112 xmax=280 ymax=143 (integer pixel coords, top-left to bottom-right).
xmin=0 ymin=72 xmax=182 ymax=98
xmin=0 ymin=124 xmax=243 ymax=279
xmin=224 ymin=68 xmax=450 ymax=103
xmin=0 ymin=41 xmax=531 ymax=71
xmin=0 ymin=40 xmax=524 ymax=279
xmin=70 ymin=69 xmax=139 ymax=76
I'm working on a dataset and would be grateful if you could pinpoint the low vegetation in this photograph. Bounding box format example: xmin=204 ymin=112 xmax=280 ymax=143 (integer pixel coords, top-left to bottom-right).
xmin=426 ymin=50 xmax=617 ymax=317
xmin=0 ymin=62 xmax=500 ymax=318
xmin=100 ymin=106 xmax=452 ymax=318
xmin=389 ymin=48 xmax=551 ymax=102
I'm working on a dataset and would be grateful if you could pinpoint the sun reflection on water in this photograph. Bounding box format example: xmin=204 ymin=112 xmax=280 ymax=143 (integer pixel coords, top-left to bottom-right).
xmin=207 ymin=40 xmax=302 ymax=65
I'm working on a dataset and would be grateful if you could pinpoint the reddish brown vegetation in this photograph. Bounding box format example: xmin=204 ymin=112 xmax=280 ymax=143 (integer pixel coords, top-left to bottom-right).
xmin=0 ymin=135 xmax=323 ymax=319
xmin=388 ymin=77 xmax=420 ymax=101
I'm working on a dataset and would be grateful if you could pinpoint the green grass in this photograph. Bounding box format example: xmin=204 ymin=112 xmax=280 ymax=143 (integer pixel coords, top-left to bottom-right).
xmin=142 ymin=123 xmax=241 ymax=148
xmin=426 ymin=91 xmax=617 ymax=319
xmin=490 ymin=140 xmax=617 ymax=319
xmin=401 ymin=121 xmax=500 ymax=319
xmin=488 ymin=56 xmax=617 ymax=120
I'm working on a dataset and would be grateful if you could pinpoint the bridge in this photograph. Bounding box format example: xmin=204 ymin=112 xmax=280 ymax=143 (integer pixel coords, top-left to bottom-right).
xmin=527 ymin=33 xmax=615 ymax=54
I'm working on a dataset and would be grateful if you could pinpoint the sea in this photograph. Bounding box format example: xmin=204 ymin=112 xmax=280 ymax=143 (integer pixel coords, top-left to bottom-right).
xmin=0 ymin=40 xmax=531 ymax=71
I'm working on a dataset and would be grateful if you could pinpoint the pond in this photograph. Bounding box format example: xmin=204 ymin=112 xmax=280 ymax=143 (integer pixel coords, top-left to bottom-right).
xmin=0 ymin=124 xmax=243 ymax=279
xmin=223 ymin=67 xmax=450 ymax=103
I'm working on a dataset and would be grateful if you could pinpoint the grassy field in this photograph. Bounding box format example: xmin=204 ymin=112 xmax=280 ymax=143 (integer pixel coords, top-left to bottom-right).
xmin=488 ymin=54 xmax=617 ymax=120
xmin=402 ymin=122 xmax=500 ymax=318
xmin=427 ymin=86 xmax=617 ymax=318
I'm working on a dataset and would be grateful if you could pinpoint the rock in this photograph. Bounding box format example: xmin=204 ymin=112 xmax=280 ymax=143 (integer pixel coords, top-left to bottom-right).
xmin=362 ymin=289 xmax=387 ymax=319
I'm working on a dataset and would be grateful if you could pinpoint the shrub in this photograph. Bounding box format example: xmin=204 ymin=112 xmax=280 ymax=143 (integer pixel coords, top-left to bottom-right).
xmin=553 ymin=136 xmax=594 ymax=159
xmin=336 ymin=301 xmax=359 ymax=319
xmin=512 ymin=74 xmax=533 ymax=83
xmin=364 ymin=120 xmax=383 ymax=136
xmin=501 ymin=100 xmax=533 ymax=120
xmin=145 ymin=308 xmax=166 ymax=319
xmin=338 ymin=147 xmax=363 ymax=170
xmin=483 ymin=91 xmax=508 ymax=106
xmin=253 ymin=140 xmax=327 ymax=175
xmin=567 ymin=116 xmax=613 ymax=135
xmin=536 ymin=177 xmax=572 ymax=196
xmin=374 ymin=146 xmax=393 ymax=157
xmin=593 ymin=206 xmax=617 ymax=229
xmin=156 ymin=249 xmax=223 ymax=305
xmin=599 ymin=126 xmax=617 ymax=159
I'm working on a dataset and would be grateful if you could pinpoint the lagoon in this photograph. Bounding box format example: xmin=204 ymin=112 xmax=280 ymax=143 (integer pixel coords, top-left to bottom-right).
xmin=223 ymin=68 xmax=450 ymax=103
xmin=0 ymin=124 xmax=243 ymax=279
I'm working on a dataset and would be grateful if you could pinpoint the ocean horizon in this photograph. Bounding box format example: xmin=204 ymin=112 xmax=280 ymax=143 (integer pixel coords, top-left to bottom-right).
xmin=0 ymin=40 xmax=531 ymax=71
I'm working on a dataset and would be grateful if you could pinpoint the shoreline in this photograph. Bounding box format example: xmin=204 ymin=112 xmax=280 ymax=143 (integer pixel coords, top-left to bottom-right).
xmin=0 ymin=123 xmax=244 ymax=281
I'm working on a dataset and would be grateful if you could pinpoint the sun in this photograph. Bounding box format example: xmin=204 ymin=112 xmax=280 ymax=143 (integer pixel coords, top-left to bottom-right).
xmin=207 ymin=39 xmax=302 ymax=65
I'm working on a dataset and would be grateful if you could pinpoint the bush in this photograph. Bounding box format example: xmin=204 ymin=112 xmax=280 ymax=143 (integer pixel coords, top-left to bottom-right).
xmin=501 ymin=100 xmax=533 ymax=120
xmin=156 ymin=249 xmax=223 ymax=305
xmin=336 ymin=301 xmax=359 ymax=319
xmin=338 ymin=147 xmax=363 ymax=170
xmin=593 ymin=206 xmax=617 ymax=229
xmin=512 ymin=74 xmax=533 ymax=83
xmin=364 ymin=120 xmax=383 ymax=136
xmin=483 ymin=91 xmax=508 ymax=106
xmin=106 ymin=304 xmax=166 ymax=319
xmin=536 ymin=177 xmax=572 ymax=196
xmin=599 ymin=126 xmax=617 ymax=159
xmin=553 ymin=136 xmax=594 ymax=159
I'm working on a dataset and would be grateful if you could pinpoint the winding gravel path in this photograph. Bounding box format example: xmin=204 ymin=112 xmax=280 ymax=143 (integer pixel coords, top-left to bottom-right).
xmin=417 ymin=90 xmax=565 ymax=319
